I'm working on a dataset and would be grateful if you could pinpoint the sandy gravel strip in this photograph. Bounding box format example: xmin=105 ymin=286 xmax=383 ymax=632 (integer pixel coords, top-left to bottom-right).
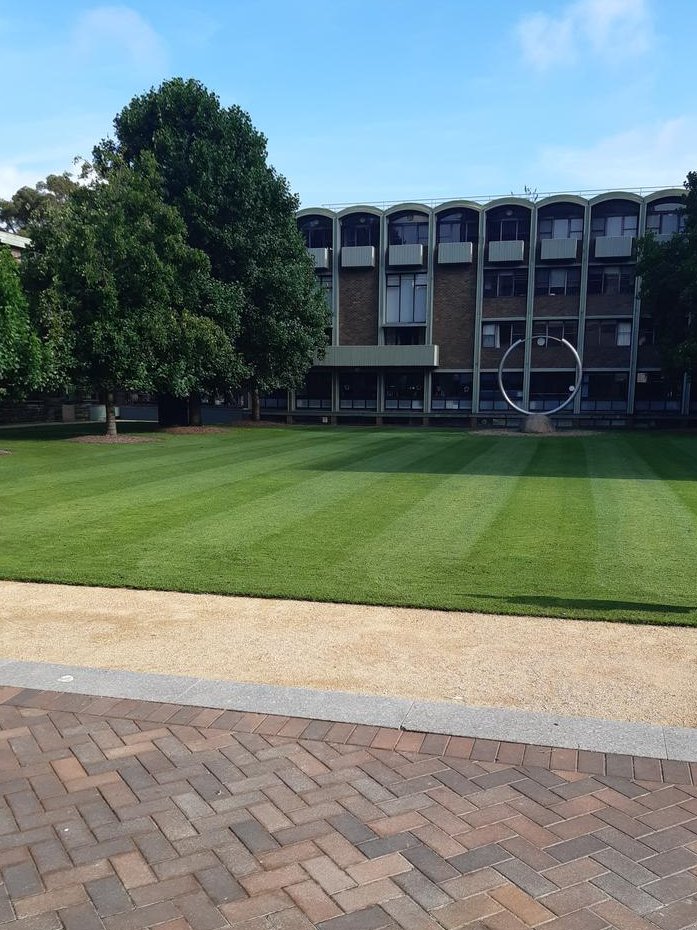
xmin=0 ymin=580 xmax=694 ymax=728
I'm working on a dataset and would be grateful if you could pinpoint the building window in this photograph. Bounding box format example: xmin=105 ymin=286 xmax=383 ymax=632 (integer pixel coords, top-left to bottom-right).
xmin=635 ymin=371 xmax=682 ymax=412
xmin=581 ymin=372 xmax=629 ymax=412
xmin=646 ymin=202 xmax=686 ymax=237
xmin=535 ymin=267 xmax=581 ymax=296
xmin=384 ymin=372 xmax=424 ymax=410
xmin=339 ymin=372 xmax=377 ymax=410
xmin=299 ymin=217 xmax=332 ymax=248
xmin=317 ymin=275 xmax=332 ymax=309
xmin=538 ymin=217 xmax=584 ymax=240
xmin=386 ymin=273 xmax=427 ymax=323
xmin=587 ymin=266 xmax=635 ymax=295
xmin=529 ymin=372 xmax=578 ymax=412
xmin=484 ymin=269 xmax=528 ymax=298
xmin=261 ymin=389 xmax=288 ymax=409
xmin=431 ymin=372 xmax=473 ymax=410
xmin=532 ymin=320 xmax=577 ymax=343
xmin=591 ymin=214 xmax=638 ymax=237
xmin=481 ymin=321 xmax=525 ymax=349
xmin=639 ymin=319 xmax=657 ymax=345
xmin=295 ymin=371 xmax=332 ymax=410
xmin=585 ymin=320 xmax=632 ymax=348
xmin=389 ymin=214 xmax=429 ymax=246
xmin=479 ymin=372 xmax=523 ymax=410
xmin=341 ymin=213 xmax=380 ymax=247
xmin=384 ymin=327 xmax=426 ymax=345
xmin=437 ymin=210 xmax=478 ymax=244
xmin=486 ymin=207 xmax=530 ymax=243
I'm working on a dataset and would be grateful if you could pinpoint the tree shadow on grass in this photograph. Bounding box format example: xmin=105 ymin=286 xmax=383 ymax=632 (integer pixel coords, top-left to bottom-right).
xmin=472 ymin=592 xmax=693 ymax=615
xmin=0 ymin=423 xmax=161 ymax=442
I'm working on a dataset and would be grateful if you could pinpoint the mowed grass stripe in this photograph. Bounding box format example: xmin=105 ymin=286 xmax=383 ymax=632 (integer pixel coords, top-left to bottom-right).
xmin=586 ymin=435 xmax=697 ymax=618
xmin=462 ymin=437 xmax=600 ymax=617
xmin=1 ymin=426 xmax=696 ymax=625
xmin=205 ymin=432 xmax=515 ymax=604
xmin=318 ymin=435 xmax=540 ymax=608
xmin=131 ymin=431 xmax=478 ymax=584
xmin=0 ymin=429 xmax=358 ymax=514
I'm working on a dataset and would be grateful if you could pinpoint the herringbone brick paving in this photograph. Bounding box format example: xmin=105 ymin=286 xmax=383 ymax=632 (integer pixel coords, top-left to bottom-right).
xmin=0 ymin=688 xmax=696 ymax=929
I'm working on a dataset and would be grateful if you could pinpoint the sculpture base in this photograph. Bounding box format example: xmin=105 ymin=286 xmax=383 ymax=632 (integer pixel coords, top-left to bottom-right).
xmin=521 ymin=414 xmax=555 ymax=434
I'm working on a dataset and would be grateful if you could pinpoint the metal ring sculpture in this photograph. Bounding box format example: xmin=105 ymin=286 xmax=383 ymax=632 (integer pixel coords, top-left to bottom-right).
xmin=497 ymin=336 xmax=583 ymax=416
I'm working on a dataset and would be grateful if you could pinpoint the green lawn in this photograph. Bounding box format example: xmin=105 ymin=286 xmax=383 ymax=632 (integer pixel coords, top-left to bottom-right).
xmin=1 ymin=424 xmax=696 ymax=626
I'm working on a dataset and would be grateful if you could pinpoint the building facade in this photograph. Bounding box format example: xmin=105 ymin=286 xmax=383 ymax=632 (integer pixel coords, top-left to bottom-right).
xmin=262 ymin=189 xmax=691 ymax=427
xmin=0 ymin=230 xmax=29 ymax=260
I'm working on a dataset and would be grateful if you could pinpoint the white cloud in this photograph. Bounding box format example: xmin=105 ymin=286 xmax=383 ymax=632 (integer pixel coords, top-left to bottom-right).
xmin=517 ymin=0 xmax=652 ymax=71
xmin=538 ymin=117 xmax=696 ymax=189
xmin=72 ymin=5 xmax=167 ymax=75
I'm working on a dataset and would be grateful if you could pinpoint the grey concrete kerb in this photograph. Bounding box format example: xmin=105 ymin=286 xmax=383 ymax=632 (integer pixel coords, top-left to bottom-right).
xmin=0 ymin=658 xmax=694 ymax=762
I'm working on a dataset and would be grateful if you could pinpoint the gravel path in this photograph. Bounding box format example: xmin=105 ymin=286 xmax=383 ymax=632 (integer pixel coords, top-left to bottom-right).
xmin=0 ymin=580 xmax=694 ymax=727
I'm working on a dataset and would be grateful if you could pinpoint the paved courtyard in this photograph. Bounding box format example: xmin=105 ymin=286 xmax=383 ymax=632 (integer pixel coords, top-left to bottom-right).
xmin=0 ymin=687 xmax=696 ymax=929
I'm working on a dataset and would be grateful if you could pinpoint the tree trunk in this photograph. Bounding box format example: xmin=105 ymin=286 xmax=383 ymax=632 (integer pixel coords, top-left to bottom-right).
xmin=105 ymin=390 xmax=117 ymax=437
xmin=189 ymin=393 xmax=202 ymax=427
xmin=251 ymin=388 xmax=260 ymax=421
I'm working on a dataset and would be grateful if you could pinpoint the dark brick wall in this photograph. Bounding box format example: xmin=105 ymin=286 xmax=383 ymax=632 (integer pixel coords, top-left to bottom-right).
xmin=432 ymin=265 xmax=476 ymax=367
xmin=583 ymin=344 xmax=632 ymax=367
xmin=482 ymin=297 xmax=528 ymax=319
xmin=338 ymin=267 xmax=379 ymax=345
xmin=585 ymin=294 xmax=634 ymax=316
xmin=533 ymin=295 xmax=580 ymax=318
xmin=480 ymin=344 xmax=526 ymax=369
xmin=530 ymin=345 xmax=578 ymax=368
xmin=637 ymin=346 xmax=662 ymax=367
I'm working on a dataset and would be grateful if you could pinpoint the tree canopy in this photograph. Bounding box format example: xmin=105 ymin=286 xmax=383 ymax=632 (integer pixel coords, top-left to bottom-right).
xmin=22 ymin=156 xmax=245 ymax=435
xmin=0 ymin=173 xmax=79 ymax=234
xmin=0 ymin=247 xmax=42 ymax=401
xmin=638 ymin=173 xmax=697 ymax=374
xmin=93 ymin=78 xmax=329 ymax=417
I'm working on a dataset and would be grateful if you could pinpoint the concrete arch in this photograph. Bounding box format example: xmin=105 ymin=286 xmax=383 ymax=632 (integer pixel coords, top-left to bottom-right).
xmin=337 ymin=205 xmax=383 ymax=220
xmin=644 ymin=188 xmax=686 ymax=206
xmin=484 ymin=197 xmax=534 ymax=212
xmin=537 ymin=194 xmax=588 ymax=210
xmin=296 ymin=207 xmax=336 ymax=220
xmin=384 ymin=202 xmax=432 ymax=218
xmin=433 ymin=200 xmax=482 ymax=216
xmin=589 ymin=191 xmax=643 ymax=207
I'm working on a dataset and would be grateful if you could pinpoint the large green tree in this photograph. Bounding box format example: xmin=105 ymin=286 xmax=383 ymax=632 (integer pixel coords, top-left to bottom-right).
xmin=638 ymin=173 xmax=697 ymax=374
xmin=93 ymin=78 xmax=328 ymax=420
xmin=0 ymin=248 xmax=42 ymax=400
xmin=0 ymin=173 xmax=79 ymax=234
xmin=22 ymin=156 xmax=245 ymax=436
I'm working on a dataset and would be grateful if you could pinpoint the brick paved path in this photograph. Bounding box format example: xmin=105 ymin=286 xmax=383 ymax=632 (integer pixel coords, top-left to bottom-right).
xmin=0 ymin=688 xmax=696 ymax=930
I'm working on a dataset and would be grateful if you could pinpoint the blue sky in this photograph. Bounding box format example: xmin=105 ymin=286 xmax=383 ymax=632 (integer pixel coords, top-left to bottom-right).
xmin=1 ymin=0 xmax=695 ymax=206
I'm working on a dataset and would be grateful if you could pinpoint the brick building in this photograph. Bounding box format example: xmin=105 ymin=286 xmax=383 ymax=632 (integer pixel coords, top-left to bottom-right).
xmin=262 ymin=189 xmax=691 ymax=427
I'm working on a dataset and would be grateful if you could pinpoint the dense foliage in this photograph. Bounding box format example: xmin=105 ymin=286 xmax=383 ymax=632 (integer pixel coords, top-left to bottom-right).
xmin=638 ymin=172 xmax=697 ymax=374
xmin=0 ymin=248 xmax=42 ymax=400
xmin=22 ymin=157 xmax=244 ymax=434
xmin=94 ymin=78 xmax=329 ymax=417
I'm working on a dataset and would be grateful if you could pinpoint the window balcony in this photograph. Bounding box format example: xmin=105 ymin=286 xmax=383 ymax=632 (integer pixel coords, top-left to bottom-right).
xmin=594 ymin=236 xmax=633 ymax=258
xmin=341 ymin=245 xmax=376 ymax=268
xmin=540 ymin=238 xmax=578 ymax=261
xmin=314 ymin=344 xmax=438 ymax=367
xmin=308 ymin=247 xmax=331 ymax=269
xmin=388 ymin=244 xmax=425 ymax=266
xmin=437 ymin=241 xmax=473 ymax=264
xmin=488 ymin=240 xmax=525 ymax=262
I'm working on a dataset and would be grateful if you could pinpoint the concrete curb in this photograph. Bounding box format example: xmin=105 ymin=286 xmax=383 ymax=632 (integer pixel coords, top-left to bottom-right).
xmin=0 ymin=658 xmax=694 ymax=761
